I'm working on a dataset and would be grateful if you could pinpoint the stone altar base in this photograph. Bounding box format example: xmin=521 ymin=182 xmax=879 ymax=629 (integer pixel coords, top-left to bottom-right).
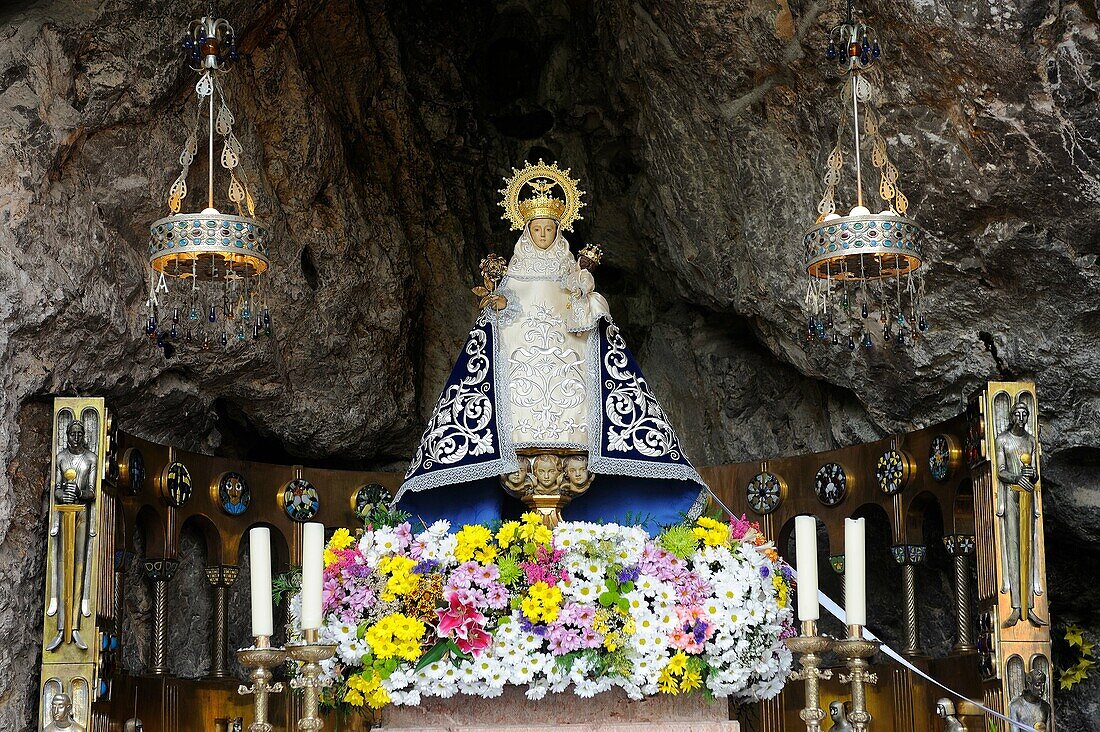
xmin=378 ymin=687 xmax=741 ymax=731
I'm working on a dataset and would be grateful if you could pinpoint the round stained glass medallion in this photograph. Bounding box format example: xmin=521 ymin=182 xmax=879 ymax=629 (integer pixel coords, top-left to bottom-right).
xmin=876 ymin=449 xmax=913 ymax=495
xmin=214 ymin=471 xmax=251 ymax=515
xmin=928 ymin=435 xmax=956 ymax=482
xmin=746 ymin=472 xmax=785 ymax=514
xmin=281 ymin=478 xmax=320 ymax=522
xmin=120 ymin=448 xmax=145 ymax=495
xmin=160 ymin=461 xmax=192 ymax=507
xmin=814 ymin=463 xmax=847 ymax=506
xmin=351 ymin=483 xmax=389 ymax=521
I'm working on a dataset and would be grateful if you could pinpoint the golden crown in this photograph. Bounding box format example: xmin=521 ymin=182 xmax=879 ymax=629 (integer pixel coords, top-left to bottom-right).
xmin=498 ymin=160 xmax=585 ymax=232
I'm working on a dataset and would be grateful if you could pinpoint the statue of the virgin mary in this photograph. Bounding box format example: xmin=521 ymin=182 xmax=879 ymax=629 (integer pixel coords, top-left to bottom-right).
xmin=394 ymin=161 xmax=707 ymax=530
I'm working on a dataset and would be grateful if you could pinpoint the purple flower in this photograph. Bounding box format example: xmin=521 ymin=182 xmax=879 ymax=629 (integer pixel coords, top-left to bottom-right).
xmin=518 ymin=615 xmax=548 ymax=636
xmin=414 ymin=559 xmax=440 ymax=575
xmin=475 ymin=564 xmax=500 ymax=584
xmin=581 ymin=627 xmax=602 ymax=648
xmin=571 ymin=605 xmax=596 ymax=625
xmin=759 ymin=565 xmax=771 ymax=579
xmin=322 ymin=577 xmax=345 ymax=611
xmin=484 ymin=583 xmax=509 ymax=609
xmin=618 ymin=565 xmax=640 ymax=584
xmin=393 ymin=522 xmax=413 ymax=551
xmin=345 ymin=583 xmax=375 ymax=612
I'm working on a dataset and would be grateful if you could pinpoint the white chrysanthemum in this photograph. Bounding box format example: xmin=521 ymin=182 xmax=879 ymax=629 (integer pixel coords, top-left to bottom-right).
xmin=563 ymin=577 xmax=601 ymax=603
xmin=337 ymin=638 xmax=366 ymax=666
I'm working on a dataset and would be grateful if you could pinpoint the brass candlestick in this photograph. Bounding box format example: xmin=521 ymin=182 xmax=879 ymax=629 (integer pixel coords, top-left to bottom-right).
xmin=236 ymin=635 xmax=287 ymax=732
xmin=784 ymin=620 xmax=834 ymax=732
xmin=833 ymin=625 xmax=881 ymax=732
xmin=288 ymin=627 xmax=337 ymax=731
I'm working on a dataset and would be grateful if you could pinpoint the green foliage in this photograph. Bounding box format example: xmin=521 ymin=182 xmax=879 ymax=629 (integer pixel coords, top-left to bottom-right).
xmin=620 ymin=511 xmax=656 ymax=528
xmin=598 ymin=577 xmax=632 ymax=613
xmin=415 ymin=640 xmax=451 ymax=671
xmin=1059 ymin=624 xmax=1095 ymax=690
xmin=497 ymin=554 xmax=523 ymax=585
xmin=659 ymin=524 xmax=699 ymax=559
xmin=272 ymin=569 xmax=301 ymax=606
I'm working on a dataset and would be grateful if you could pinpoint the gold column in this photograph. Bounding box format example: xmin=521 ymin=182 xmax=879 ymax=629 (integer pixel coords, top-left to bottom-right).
xmin=893 ymin=544 xmax=927 ymax=659
xmin=144 ymin=559 xmax=179 ymax=676
xmin=206 ymin=565 xmax=240 ymax=679
xmin=944 ymin=534 xmax=976 ymax=653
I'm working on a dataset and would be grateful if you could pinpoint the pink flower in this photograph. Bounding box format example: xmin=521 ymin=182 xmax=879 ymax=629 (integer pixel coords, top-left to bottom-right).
xmin=484 ymin=583 xmax=509 ymax=609
xmin=669 ymin=605 xmax=714 ymax=654
xmin=475 ymin=564 xmax=500 ymax=584
xmin=394 ymin=522 xmax=413 ymax=550
xmin=436 ymin=591 xmax=492 ymax=656
xmin=520 ymin=545 xmax=570 ymax=586
xmin=729 ymin=514 xmax=753 ymax=541
xmin=322 ymin=577 xmax=345 ymax=612
xmin=437 ymin=592 xmax=485 ymax=638
xmin=455 ymin=626 xmax=492 ymax=656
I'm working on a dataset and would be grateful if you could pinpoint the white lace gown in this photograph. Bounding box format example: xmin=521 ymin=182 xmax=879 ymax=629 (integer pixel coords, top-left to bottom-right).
xmin=496 ymin=230 xmax=610 ymax=451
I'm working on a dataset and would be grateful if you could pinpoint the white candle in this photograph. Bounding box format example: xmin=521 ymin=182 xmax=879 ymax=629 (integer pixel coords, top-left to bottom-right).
xmin=301 ymin=522 xmax=324 ymax=630
xmin=249 ymin=527 xmax=273 ymax=638
xmin=794 ymin=515 xmax=820 ymax=621
xmin=844 ymin=517 xmax=867 ymax=627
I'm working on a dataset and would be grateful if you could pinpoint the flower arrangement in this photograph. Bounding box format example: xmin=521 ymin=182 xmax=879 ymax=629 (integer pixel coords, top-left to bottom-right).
xmin=287 ymin=511 xmax=795 ymax=712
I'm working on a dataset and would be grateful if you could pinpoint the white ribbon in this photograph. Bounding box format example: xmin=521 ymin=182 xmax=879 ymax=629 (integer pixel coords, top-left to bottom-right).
xmin=698 ymin=485 xmax=1036 ymax=731
xmin=814 ymin=588 xmax=1036 ymax=732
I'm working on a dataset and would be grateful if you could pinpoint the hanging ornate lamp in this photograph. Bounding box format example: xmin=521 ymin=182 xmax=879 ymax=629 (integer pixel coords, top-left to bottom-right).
xmin=145 ymin=7 xmax=273 ymax=351
xmin=803 ymin=3 xmax=928 ymax=350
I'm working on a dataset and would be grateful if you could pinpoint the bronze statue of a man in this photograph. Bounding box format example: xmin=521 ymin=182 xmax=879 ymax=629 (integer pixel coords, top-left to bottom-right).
xmin=995 ymin=399 xmax=1045 ymax=627
xmin=1009 ymin=668 xmax=1052 ymax=731
xmin=43 ymin=692 xmax=85 ymax=732
xmin=47 ymin=420 xmax=98 ymax=651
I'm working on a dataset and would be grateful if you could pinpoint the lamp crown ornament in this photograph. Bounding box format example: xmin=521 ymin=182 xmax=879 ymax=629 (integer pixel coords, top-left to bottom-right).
xmin=144 ymin=4 xmax=273 ymax=353
xmin=802 ymin=1 xmax=930 ymax=350
xmin=498 ymin=159 xmax=586 ymax=231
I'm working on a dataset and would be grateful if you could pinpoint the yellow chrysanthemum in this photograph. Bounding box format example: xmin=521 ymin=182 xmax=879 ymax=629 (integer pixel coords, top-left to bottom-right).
xmin=323 ymin=548 xmax=339 ymax=568
xmin=327 ymin=527 xmax=355 ymax=551
xmin=773 ymin=574 xmax=789 ymax=608
xmin=520 ymin=581 xmax=563 ymax=623
xmin=377 ymin=555 xmax=421 ymax=601
xmin=346 ymin=671 xmax=391 ymax=709
xmin=497 ymin=521 xmax=520 ymax=549
xmin=658 ymin=667 xmax=680 ymax=694
xmin=347 ymin=673 xmax=374 ymax=693
xmin=518 ymin=517 xmax=552 ymax=546
xmin=365 ymin=614 xmax=426 ymax=662
xmin=454 ymin=524 xmax=494 ymax=563
xmin=680 ymin=669 xmax=702 ymax=692
xmin=667 ymin=651 xmax=688 ymax=676
xmin=366 ymin=685 xmax=390 ymax=709
xmin=474 ymin=544 xmax=498 ymax=564
xmin=692 ymin=517 xmax=729 ymax=548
